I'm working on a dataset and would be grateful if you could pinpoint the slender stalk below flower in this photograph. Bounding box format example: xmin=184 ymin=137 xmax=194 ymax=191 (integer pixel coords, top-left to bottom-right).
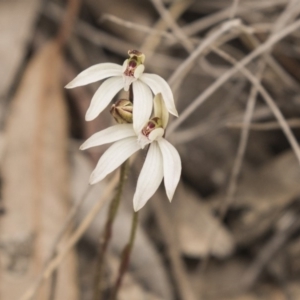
xmin=129 ymin=84 xmax=133 ymax=103
xmin=93 ymin=160 xmax=129 ymax=300
xmin=110 ymin=210 xmax=139 ymax=300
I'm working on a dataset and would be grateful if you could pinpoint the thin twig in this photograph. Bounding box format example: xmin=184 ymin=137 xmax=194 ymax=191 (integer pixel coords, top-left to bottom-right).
xmin=167 ymin=18 xmax=241 ymax=90
xmin=198 ymin=63 xmax=265 ymax=292
xmin=238 ymin=2 xmax=300 ymax=89
xmin=229 ymin=0 xmax=240 ymax=19
xmin=93 ymin=161 xmax=129 ymax=300
xmin=45 ymin=0 xmax=81 ymax=298
xmin=167 ymin=17 xmax=300 ymax=103
xmin=171 ymin=80 xmax=246 ymax=144
xmin=19 ymin=173 xmax=119 ymax=300
xmin=150 ymin=3 xmax=297 ymax=95
xmin=195 ymin=3 xmax=300 ymax=289
xmin=226 ymin=118 xmax=300 ymax=131
xmin=167 ymin=19 xmax=300 ymax=166
xmin=182 ymin=1 xmax=289 ymax=36
xmin=183 ymin=6 xmax=241 ymax=36
xmin=241 ymin=212 xmax=300 ymax=290
xmin=189 ymin=20 xmax=299 ymax=90
xmin=141 ymin=0 xmax=192 ymax=56
xmin=109 ymin=211 xmax=139 ymax=300
xmin=150 ymin=0 xmax=195 ymax=50
xmin=223 ymin=61 xmax=265 ymax=216
xmin=56 ymin=0 xmax=81 ymax=48
xmin=151 ymin=0 xmax=242 ymax=82
xmin=100 ymin=14 xmax=176 ymax=41
xmin=45 ymin=2 xmax=187 ymax=72
xmin=47 ymin=185 xmax=93 ymax=300
xmin=151 ymin=194 xmax=198 ymax=300
xmin=173 ymin=105 xmax=273 ymax=145
xmin=48 ymin=185 xmax=93 ymax=262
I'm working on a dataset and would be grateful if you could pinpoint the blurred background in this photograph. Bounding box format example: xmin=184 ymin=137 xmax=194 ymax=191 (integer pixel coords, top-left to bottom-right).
xmin=1 ymin=0 xmax=300 ymax=299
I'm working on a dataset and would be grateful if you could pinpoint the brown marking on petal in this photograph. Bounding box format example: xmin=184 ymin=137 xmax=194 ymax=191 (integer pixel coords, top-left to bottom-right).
xmin=124 ymin=58 xmax=138 ymax=77
xmin=141 ymin=117 xmax=164 ymax=137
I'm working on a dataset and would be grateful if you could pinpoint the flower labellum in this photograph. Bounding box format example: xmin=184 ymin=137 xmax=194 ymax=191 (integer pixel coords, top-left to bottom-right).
xmin=138 ymin=117 xmax=164 ymax=149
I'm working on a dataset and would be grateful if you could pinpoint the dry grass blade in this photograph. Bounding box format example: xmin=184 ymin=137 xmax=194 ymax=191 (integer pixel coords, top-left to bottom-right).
xmin=151 ymin=0 xmax=194 ymax=53
xmin=101 ymin=14 xmax=175 ymax=41
xmin=241 ymin=212 xmax=300 ymax=290
xmin=141 ymin=0 xmax=192 ymax=56
xmin=168 ymin=18 xmax=300 ymax=135
xmin=152 ymin=193 xmax=198 ymax=300
xmin=229 ymin=0 xmax=241 ymax=19
xmin=224 ymin=68 xmax=263 ymax=204
xmin=167 ymin=18 xmax=241 ymax=89
xmin=19 ymin=172 xmax=119 ymax=300
xmin=227 ymin=119 xmax=300 ymax=131
xmin=0 ymin=41 xmax=78 ymax=300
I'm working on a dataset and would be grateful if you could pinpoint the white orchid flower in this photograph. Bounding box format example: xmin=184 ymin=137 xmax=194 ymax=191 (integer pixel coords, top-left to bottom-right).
xmin=80 ymin=94 xmax=181 ymax=211
xmin=65 ymin=50 xmax=178 ymax=134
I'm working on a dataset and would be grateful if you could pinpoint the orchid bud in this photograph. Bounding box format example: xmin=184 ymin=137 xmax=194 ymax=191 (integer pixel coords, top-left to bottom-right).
xmin=110 ymin=99 xmax=133 ymax=124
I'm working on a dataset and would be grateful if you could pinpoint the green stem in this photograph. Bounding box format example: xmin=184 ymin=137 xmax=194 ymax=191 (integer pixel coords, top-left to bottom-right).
xmin=93 ymin=160 xmax=129 ymax=300
xmin=110 ymin=210 xmax=139 ymax=300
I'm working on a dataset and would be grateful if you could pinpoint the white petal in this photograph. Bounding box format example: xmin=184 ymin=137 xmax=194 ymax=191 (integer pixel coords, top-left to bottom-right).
xmin=133 ymin=143 xmax=163 ymax=211
xmin=86 ymin=77 xmax=123 ymax=121
xmin=123 ymin=75 xmax=136 ymax=92
xmin=154 ymin=93 xmax=169 ymax=129
xmin=122 ymin=59 xmax=128 ymax=72
xmin=90 ymin=137 xmax=139 ymax=184
xmin=80 ymin=124 xmax=135 ymax=150
xmin=140 ymin=73 xmax=178 ymax=117
xmin=65 ymin=63 xmax=122 ymax=88
xmin=132 ymin=81 xmax=153 ymax=134
xmin=158 ymin=138 xmax=181 ymax=201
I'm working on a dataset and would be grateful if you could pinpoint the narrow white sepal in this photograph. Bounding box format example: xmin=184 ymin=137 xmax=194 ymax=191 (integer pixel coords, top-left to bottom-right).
xmin=157 ymin=138 xmax=181 ymax=201
xmin=85 ymin=77 xmax=123 ymax=121
xmin=65 ymin=63 xmax=122 ymax=88
xmin=80 ymin=124 xmax=135 ymax=150
xmin=90 ymin=137 xmax=139 ymax=184
xmin=132 ymin=81 xmax=153 ymax=134
xmin=133 ymin=142 xmax=163 ymax=211
xmin=140 ymin=73 xmax=178 ymax=117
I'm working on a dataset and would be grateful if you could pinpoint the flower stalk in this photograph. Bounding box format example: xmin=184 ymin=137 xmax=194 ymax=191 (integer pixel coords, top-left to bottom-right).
xmin=110 ymin=210 xmax=139 ymax=300
xmin=93 ymin=160 xmax=129 ymax=300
